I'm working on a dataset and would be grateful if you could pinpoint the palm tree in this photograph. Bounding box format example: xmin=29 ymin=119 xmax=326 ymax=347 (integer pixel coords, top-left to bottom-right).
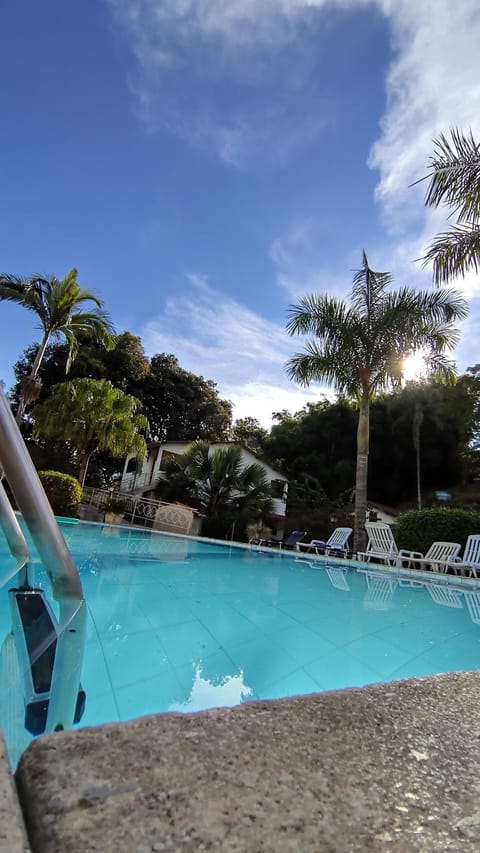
xmin=32 ymin=378 xmax=148 ymax=487
xmin=164 ymin=440 xmax=273 ymax=536
xmin=419 ymin=128 xmax=480 ymax=283
xmin=0 ymin=268 xmax=115 ymax=423
xmin=286 ymin=252 xmax=468 ymax=551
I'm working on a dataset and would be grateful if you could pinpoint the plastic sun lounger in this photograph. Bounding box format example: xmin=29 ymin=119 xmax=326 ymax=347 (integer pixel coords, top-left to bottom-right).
xmin=295 ymin=527 xmax=352 ymax=558
xmin=447 ymin=534 xmax=480 ymax=578
xmin=251 ymin=531 xmax=306 ymax=550
xmin=398 ymin=541 xmax=461 ymax=573
xmin=357 ymin=522 xmax=399 ymax=566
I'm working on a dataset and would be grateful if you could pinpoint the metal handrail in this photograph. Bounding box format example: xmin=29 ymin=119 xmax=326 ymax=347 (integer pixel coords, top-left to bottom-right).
xmin=0 ymin=479 xmax=29 ymax=587
xmin=0 ymin=384 xmax=86 ymax=733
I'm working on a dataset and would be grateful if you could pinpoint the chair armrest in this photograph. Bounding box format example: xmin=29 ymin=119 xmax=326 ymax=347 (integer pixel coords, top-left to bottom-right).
xmin=325 ymin=545 xmax=346 ymax=557
xmin=399 ymin=548 xmax=424 ymax=559
xmin=296 ymin=541 xmax=326 ymax=553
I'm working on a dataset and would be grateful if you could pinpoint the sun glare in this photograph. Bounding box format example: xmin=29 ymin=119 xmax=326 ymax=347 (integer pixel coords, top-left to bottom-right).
xmin=402 ymin=351 xmax=428 ymax=382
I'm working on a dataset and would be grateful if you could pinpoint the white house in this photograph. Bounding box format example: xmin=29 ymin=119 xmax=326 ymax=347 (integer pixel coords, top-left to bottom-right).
xmin=120 ymin=441 xmax=289 ymax=519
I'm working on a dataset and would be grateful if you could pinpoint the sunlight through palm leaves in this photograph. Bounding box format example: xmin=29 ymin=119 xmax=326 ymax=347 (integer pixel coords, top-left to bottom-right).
xmin=286 ymin=251 xmax=468 ymax=551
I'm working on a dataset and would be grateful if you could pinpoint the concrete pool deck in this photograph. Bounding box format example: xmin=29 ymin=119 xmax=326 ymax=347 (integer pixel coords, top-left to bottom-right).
xmin=3 ymin=670 xmax=480 ymax=851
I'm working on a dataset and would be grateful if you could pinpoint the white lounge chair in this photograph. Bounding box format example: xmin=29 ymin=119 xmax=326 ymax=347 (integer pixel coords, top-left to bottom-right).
xmin=447 ymin=534 xmax=480 ymax=578
xmin=357 ymin=522 xmax=399 ymax=566
xmin=399 ymin=541 xmax=461 ymax=573
xmin=251 ymin=530 xmax=306 ymax=550
xmin=296 ymin=527 xmax=352 ymax=558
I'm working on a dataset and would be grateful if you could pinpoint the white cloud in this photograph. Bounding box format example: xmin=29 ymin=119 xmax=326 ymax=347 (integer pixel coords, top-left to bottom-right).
xmin=456 ymin=296 xmax=480 ymax=371
xmin=369 ymin=0 xmax=480 ymax=233
xmin=270 ymin=218 xmax=353 ymax=299
xmin=105 ymin=0 xmax=359 ymax=165
xmin=110 ymin=0 xmax=480 ymax=384
xmin=140 ymin=275 xmax=326 ymax=426
xmin=107 ymin=0 xmax=480 ymax=218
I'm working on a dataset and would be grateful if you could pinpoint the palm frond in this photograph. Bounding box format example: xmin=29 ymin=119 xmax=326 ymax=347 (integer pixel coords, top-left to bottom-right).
xmin=286 ymin=294 xmax=348 ymax=337
xmin=422 ymin=351 xmax=458 ymax=382
xmin=413 ymin=287 xmax=468 ymax=322
xmin=420 ymin=128 xmax=480 ymax=223
xmin=67 ymin=309 xmax=116 ymax=337
xmin=0 ymin=275 xmax=46 ymax=312
xmin=286 ymin=343 xmax=358 ymax=396
xmin=350 ymin=251 xmax=393 ymax=319
xmin=421 ymin=224 xmax=480 ymax=284
xmin=49 ymin=269 xmax=103 ymax=309
xmin=285 ymin=252 xmax=467 ymax=404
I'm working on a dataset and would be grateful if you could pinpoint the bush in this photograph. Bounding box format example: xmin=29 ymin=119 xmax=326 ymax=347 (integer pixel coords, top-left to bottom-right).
xmin=394 ymin=507 xmax=480 ymax=554
xmin=103 ymin=496 xmax=127 ymax=514
xmin=38 ymin=470 xmax=82 ymax=518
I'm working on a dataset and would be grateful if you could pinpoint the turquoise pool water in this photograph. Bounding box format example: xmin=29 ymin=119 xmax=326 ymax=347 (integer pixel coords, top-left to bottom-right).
xmin=1 ymin=520 xmax=480 ymax=765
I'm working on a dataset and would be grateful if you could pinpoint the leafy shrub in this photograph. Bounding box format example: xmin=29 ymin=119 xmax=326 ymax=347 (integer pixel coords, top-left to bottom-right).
xmin=103 ymin=496 xmax=127 ymax=514
xmin=394 ymin=507 xmax=480 ymax=554
xmin=38 ymin=470 xmax=82 ymax=518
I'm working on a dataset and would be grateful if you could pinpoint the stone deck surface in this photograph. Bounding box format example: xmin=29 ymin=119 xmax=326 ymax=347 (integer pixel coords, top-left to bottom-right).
xmin=0 ymin=733 xmax=30 ymax=852
xmin=8 ymin=671 xmax=480 ymax=851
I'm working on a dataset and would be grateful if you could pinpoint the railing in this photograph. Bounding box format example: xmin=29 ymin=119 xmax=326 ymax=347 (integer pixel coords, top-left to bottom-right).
xmin=119 ymin=471 xmax=164 ymax=493
xmin=0 ymin=384 xmax=86 ymax=736
xmin=0 ymin=479 xmax=29 ymax=588
xmin=119 ymin=475 xmax=287 ymax=518
xmin=83 ymin=487 xmax=199 ymax=535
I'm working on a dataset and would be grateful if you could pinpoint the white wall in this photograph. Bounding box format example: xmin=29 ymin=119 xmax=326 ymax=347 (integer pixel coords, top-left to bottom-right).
xmin=121 ymin=441 xmax=288 ymax=516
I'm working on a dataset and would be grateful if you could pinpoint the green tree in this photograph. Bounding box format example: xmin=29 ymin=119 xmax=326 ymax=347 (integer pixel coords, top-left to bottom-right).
xmin=10 ymin=331 xmax=149 ymax=409
xmin=10 ymin=341 xmax=232 ymax=483
xmin=231 ymin=417 xmax=269 ymax=455
xmin=141 ymin=354 xmax=232 ymax=442
xmin=0 ymin=268 xmax=115 ymax=423
xmin=455 ymin=366 xmax=480 ymax=454
xmin=286 ymin=251 xmax=468 ymax=551
xmin=263 ymin=401 xmax=358 ymax=500
xmin=420 ymin=128 xmax=480 ymax=283
xmin=32 ymin=378 xmax=148 ymax=487
xmin=161 ymin=440 xmax=273 ymax=538
xmin=376 ymin=381 xmax=469 ymax=505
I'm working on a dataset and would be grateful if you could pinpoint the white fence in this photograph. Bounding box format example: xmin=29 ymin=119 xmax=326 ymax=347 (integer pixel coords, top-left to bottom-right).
xmin=82 ymin=488 xmax=201 ymax=536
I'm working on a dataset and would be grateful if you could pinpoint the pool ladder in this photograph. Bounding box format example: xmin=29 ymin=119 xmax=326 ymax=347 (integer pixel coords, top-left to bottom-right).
xmin=0 ymin=383 xmax=86 ymax=735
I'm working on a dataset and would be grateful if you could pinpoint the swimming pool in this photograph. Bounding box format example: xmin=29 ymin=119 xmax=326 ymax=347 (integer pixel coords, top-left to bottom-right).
xmin=1 ymin=520 xmax=480 ymax=765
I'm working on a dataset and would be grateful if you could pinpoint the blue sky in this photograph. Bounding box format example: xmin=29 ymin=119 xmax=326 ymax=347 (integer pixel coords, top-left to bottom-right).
xmin=1 ymin=0 xmax=480 ymax=426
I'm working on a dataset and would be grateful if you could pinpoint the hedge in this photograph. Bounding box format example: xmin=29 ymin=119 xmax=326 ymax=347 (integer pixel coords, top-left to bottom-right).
xmin=38 ymin=470 xmax=82 ymax=518
xmin=394 ymin=507 xmax=480 ymax=554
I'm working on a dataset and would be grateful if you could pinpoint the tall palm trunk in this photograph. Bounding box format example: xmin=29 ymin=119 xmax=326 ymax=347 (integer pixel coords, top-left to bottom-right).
xmin=354 ymin=386 xmax=370 ymax=553
xmin=15 ymin=331 xmax=51 ymax=425
xmin=413 ymin=402 xmax=423 ymax=510
xmin=78 ymin=449 xmax=96 ymax=488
